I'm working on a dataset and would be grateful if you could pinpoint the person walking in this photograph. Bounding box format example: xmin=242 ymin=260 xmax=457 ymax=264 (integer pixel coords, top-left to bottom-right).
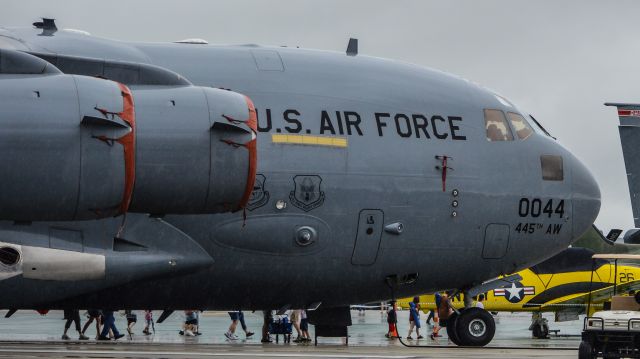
xmin=261 ymin=310 xmax=273 ymax=343
xmin=291 ymin=309 xmax=304 ymax=342
xmin=236 ymin=311 xmax=252 ymax=338
xmin=62 ymin=309 xmax=89 ymax=340
xmin=407 ymin=297 xmax=423 ymax=339
xmin=81 ymin=310 xmax=102 ymax=340
xmin=425 ymin=309 xmax=435 ymax=326
xmin=193 ymin=310 xmax=202 ymax=335
xmin=226 ymin=310 xmax=254 ymax=340
xmin=431 ymin=292 xmax=442 ymax=336
xmin=180 ymin=310 xmax=198 ymax=336
xmin=125 ymin=310 xmax=137 ymax=337
xmin=386 ymin=301 xmax=400 ymax=339
xmin=98 ymin=310 xmax=124 ymax=341
xmin=300 ymin=310 xmax=311 ymax=342
xmin=142 ymin=310 xmax=154 ymax=335
xmin=431 ymin=292 xmax=453 ymax=339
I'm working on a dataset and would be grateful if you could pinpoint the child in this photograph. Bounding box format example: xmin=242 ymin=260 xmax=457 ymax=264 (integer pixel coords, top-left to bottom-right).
xmin=407 ymin=296 xmax=423 ymax=339
xmin=142 ymin=310 xmax=153 ymax=335
xmin=181 ymin=310 xmax=197 ymax=336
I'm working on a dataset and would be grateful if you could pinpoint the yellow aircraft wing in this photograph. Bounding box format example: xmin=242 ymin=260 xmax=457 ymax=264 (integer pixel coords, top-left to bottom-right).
xmin=539 ymin=279 xmax=640 ymax=314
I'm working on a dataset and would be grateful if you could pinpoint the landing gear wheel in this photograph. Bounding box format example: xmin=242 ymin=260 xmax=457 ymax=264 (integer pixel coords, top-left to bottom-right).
xmin=454 ymin=308 xmax=495 ymax=347
xmin=578 ymin=340 xmax=595 ymax=359
xmin=532 ymin=322 xmax=549 ymax=339
xmin=445 ymin=312 xmax=461 ymax=346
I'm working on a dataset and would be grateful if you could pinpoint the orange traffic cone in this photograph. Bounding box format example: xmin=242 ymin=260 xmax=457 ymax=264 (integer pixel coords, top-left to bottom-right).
xmin=391 ymin=323 xmax=399 ymax=338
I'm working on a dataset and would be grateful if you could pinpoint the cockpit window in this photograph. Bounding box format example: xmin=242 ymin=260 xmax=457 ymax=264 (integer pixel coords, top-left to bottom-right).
xmin=484 ymin=109 xmax=514 ymax=142
xmin=507 ymin=112 xmax=534 ymax=140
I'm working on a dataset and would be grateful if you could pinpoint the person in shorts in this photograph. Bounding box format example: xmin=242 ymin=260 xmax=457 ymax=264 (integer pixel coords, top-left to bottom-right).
xmin=407 ymin=296 xmax=423 ymax=339
xmin=125 ymin=310 xmax=137 ymax=337
xmin=62 ymin=309 xmax=88 ymax=340
xmin=82 ymin=310 xmax=102 ymax=340
xmin=291 ymin=310 xmax=303 ymax=342
xmin=226 ymin=310 xmax=254 ymax=340
xmin=431 ymin=292 xmax=453 ymax=339
xmin=300 ymin=310 xmax=311 ymax=341
xmin=181 ymin=310 xmax=198 ymax=336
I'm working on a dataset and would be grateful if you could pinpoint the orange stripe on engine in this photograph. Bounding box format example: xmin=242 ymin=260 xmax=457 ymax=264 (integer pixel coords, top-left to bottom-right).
xmin=238 ymin=95 xmax=258 ymax=211
xmin=115 ymin=83 xmax=136 ymax=214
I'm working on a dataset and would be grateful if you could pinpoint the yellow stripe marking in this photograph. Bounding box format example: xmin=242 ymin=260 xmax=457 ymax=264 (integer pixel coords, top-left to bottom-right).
xmin=271 ymin=134 xmax=347 ymax=148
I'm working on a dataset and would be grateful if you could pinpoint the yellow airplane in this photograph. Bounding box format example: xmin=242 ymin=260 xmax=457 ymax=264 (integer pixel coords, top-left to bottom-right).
xmin=398 ymin=226 xmax=640 ymax=338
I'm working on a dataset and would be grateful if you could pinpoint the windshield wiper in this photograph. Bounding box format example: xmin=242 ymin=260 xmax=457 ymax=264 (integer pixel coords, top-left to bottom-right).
xmin=529 ymin=115 xmax=556 ymax=140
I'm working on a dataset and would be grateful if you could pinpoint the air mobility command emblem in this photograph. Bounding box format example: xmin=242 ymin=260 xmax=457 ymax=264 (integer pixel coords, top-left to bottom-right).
xmin=290 ymin=175 xmax=325 ymax=212
xmin=247 ymin=174 xmax=269 ymax=211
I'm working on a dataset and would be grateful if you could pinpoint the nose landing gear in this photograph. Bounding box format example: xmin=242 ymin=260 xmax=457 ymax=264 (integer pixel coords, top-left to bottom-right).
xmin=446 ymin=307 xmax=496 ymax=346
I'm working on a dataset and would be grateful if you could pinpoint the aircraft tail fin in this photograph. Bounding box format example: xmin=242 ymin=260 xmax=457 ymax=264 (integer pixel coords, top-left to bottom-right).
xmin=606 ymin=102 xmax=640 ymax=227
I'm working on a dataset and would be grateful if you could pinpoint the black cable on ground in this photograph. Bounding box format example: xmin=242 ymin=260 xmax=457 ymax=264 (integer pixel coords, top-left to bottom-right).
xmin=396 ymin=337 xmax=576 ymax=350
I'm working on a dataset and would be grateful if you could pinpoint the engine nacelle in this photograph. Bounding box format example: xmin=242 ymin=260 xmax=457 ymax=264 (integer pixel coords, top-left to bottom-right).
xmin=129 ymin=85 xmax=257 ymax=215
xmin=0 ymin=51 xmax=256 ymax=221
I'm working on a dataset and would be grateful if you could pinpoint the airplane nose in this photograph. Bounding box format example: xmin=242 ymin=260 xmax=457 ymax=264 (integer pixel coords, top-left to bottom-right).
xmin=571 ymin=156 xmax=601 ymax=240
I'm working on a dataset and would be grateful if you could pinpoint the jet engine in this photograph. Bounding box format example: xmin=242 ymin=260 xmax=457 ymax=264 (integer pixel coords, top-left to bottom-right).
xmin=0 ymin=50 xmax=256 ymax=221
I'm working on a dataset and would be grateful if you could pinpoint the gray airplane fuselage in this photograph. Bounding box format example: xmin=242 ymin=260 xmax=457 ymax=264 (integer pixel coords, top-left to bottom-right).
xmin=0 ymin=26 xmax=600 ymax=311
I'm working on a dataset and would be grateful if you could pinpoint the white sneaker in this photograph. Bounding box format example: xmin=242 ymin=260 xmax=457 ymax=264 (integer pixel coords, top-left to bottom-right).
xmin=232 ymin=334 xmax=239 ymax=340
xmin=185 ymin=330 xmax=195 ymax=337
xmin=224 ymin=331 xmax=235 ymax=340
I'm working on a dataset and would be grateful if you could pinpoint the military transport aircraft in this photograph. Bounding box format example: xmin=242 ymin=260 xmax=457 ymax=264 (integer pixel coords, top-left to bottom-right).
xmin=0 ymin=19 xmax=600 ymax=346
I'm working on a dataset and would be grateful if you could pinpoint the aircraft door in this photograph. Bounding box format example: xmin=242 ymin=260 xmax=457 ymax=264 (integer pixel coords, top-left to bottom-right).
xmin=351 ymin=209 xmax=384 ymax=266
xmin=482 ymin=223 xmax=509 ymax=259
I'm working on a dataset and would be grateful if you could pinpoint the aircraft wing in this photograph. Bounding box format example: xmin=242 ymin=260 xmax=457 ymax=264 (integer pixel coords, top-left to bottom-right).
xmin=467 ymin=273 xmax=523 ymax=297
xmin=540 ymin=280 xmax=640 ymax=309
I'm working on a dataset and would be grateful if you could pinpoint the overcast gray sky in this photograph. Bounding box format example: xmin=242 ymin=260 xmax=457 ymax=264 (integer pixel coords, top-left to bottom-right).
xmin=2 ymin=0 xmax=637 ymax=233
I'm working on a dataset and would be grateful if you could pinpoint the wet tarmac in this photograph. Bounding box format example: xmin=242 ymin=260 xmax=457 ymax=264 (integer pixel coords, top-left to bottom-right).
xmin=0 ymin=309 xmax=581 ymax=358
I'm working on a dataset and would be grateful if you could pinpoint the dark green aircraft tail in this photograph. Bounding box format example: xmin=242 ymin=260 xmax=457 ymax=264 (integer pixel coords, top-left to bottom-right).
xmin=572 ymin=225 xmax=616 ymax=252
xmin=572 ymin=224 xmax=640 ymax=253
xmin=606 ymin=102 xmax=640 ymax=228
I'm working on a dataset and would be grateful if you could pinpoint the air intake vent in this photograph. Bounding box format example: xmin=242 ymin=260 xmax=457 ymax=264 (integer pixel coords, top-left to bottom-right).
xmin=0 ymin=247 xmax=20 ymax=266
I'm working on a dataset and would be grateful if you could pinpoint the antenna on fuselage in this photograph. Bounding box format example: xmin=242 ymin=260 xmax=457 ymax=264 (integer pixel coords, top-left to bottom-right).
xmin=33 ymin=18 xmax=57 ymax=36
xmin=346 ymin=38 xmax=358 ymax=56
